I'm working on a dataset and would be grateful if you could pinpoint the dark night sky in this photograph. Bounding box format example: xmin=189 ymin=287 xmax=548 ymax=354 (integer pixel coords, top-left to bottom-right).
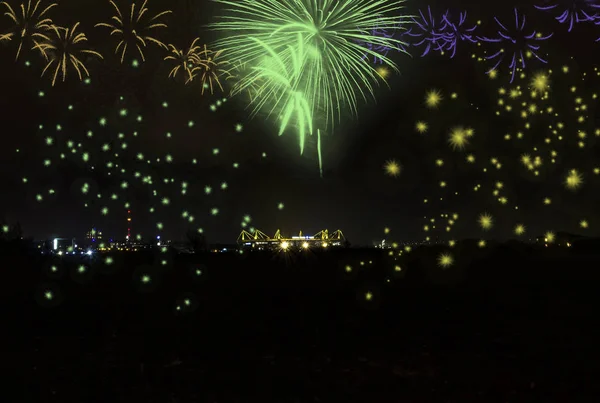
xmin=1 ymin=0 xmax=599 ymax=245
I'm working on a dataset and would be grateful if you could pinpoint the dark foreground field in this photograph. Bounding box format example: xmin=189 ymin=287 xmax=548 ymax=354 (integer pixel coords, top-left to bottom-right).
xmin=4 ymin=242 xmax=600 ymax=402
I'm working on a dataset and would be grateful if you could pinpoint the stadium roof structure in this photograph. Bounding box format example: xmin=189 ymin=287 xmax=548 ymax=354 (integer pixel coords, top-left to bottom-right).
xmin=237 ymin=229 xmax=345 ymax=244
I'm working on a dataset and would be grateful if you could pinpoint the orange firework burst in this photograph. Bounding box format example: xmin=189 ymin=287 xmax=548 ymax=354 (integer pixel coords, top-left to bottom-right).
xmin=0 ymin=0 xmax=56 ymax=60
xmin=34 ymin=22 xmax=103 ymax=86
xmin=95 ymin=0 xmax=171 ymax=63
xmin=164 ymin=37 xmax=204 ymax=84
xmin=189 ymin=44 xmax=233 ymax=95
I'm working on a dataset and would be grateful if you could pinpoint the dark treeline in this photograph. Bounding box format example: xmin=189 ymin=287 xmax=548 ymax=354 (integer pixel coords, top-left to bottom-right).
xmin=4 ymin=237 xmax=600 ymax=402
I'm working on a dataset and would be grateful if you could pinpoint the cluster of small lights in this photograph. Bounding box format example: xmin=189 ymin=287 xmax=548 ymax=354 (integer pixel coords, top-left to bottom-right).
xmin=25 ymin=90 xmax=282 ymax=241
xmin=382 ymin=60 xmax=597 ymax=268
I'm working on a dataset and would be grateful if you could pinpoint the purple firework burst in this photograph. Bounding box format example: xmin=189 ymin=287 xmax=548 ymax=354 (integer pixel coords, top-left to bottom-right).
xmin=478 ymin=8 xmax=553 ymax=83
xmin=364 ymin=25 xmax=395 ymax=63
xmin=394 ymin=27 xmax=413 ymax=55
xmin=594 ymin=19 xmax=600 ymax=41
xmin=355 ymin=19 xmax=410 ymax=64
xmin=535 ymin=0 xmax=600 ymax=32
xmin=406 ymin=6 xmax=447 ymax=57
xmin=438 ymin=11 xmax=478 ymax=58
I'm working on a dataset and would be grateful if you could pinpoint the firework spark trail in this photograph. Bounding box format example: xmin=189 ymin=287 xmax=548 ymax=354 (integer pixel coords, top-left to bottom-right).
xmin=592 ymin=15 xmax=600 ymax=40
xmin=438 ymin=11 xmax=478 ymax=58
xmin=95 ymin=0 xmax=171 ymax=63
xmin=230 ymin=61 xmax=263 ymax=102
xmin=535 ymin=0 xmax=600 ymax=32
xmin=248 ymin=33 xmax=314 ymax=155
xmin=406 ymin=6 xmax=446 ymax=57
xmin=164 ymin=37 xmax=204 ymax=83
xmin=210 ymin=0 xmax=410 ymax=129
xmin=394 ymin=27 xmax=413 ymax=54
xmin=34 ymin=22 xmax=103 ymax=86
xmin=208 ymin=0 xmax=411 ymax=177
xmin=361 ymin=24 xmax=393 ymax=64
xmin=189 ymin=44 xmax=234 ymax=95
xmin=478 ymin=8 xmax=553 ymax=83
xmin=354 ymin=17 xmax=408 ymax=64
xmin=0 ymin=0 xmax=56 ymax=60
xmin=209 ymin=0 xmax=410 ymax=177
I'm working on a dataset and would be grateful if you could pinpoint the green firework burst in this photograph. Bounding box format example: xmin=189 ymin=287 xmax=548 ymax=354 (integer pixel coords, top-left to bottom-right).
xmin=250 ymin=33 xmax=313 ymax=154
xmin=209 ymin=0 xmax=411 ymax=173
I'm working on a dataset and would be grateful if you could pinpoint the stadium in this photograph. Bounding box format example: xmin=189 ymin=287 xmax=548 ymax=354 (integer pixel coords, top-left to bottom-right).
xmin=237 ymin=229 xmax=347 ymax=251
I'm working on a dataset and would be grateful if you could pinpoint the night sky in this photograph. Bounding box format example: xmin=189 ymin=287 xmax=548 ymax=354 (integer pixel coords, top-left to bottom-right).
xmin=1 ymin=0 xmax=599 ymax=245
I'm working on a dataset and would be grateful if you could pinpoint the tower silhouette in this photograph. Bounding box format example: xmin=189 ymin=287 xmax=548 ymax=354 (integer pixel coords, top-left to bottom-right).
xmin=126 ymin=209 xmax=132 ymax=241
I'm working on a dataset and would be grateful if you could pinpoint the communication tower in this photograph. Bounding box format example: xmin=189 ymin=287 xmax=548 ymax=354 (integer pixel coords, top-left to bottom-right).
xmin=126 ymin=209 xmax=132 ymax=241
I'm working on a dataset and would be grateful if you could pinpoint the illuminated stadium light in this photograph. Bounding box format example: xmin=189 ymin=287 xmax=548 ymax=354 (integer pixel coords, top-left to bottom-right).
xmin=237 ymin=228 xmax=345 ymax=251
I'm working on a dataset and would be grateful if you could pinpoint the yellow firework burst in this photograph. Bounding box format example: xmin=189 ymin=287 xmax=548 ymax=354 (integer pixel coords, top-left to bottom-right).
xmin=478 ymin=213 xmax=493 ymax=230
xmin=425 ymin=89 xmax=442 ymax=108
xmin=95 ymin=0 xmax=171 ymax=63
xmin=0 ymin=0 xmax=56 ymax=60
xmin=384 ymin=159 xmax=401 ymax=177
xmin=437 ymin=253 xmax=453 ymax=268
xmin=415 ymin=121 xmax=428 ymax=133
xmin=164 ymin=37 xmax=203 ymax=83
xmin=34 ymin=23 xmax=103 ymax=86
xmin=448 ymin=126 xmax=470 ymax=150
xmin=190 ymin=44 xmax=233 ymax=95
xmin=375 ymin=65 xmax=390 ymax=80
xmin=564 ymin=169 xmax=583 ymax=190
xmin=514 ymin=224 xmax=526 ymax=236
xmin=530 ymin=71 xmax=550 ymax=93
